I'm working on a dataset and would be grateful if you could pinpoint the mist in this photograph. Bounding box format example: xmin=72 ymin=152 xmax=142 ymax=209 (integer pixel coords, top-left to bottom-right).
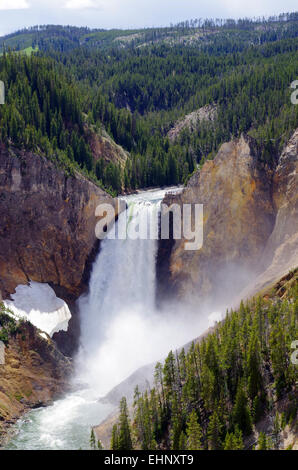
xmin=75 ymin=303 xmax=220 ymax=396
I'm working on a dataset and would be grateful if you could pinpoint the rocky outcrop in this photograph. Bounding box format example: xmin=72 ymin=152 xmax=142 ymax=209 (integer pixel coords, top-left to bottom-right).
xmin=0 ymin=145 xmax=119 ymax=302
xmin=236 ymin=129 xmax=298 ymax=301
xmin=0 ymin=321 xmax=72 ymax=446
xmin=87 ymin=126 xmax=128 ymax=168
xmin=167 ymin=104 xmax=217 ymax=142
xmin=262 ymin=129 xmax=298 ymax=269
xmin=158 ymin=131 xmax=297 ymax=307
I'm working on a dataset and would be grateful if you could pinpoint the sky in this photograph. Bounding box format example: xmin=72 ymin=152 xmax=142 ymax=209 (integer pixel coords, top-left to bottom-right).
xmin=0 ymin=0 xmax=297 ymax=37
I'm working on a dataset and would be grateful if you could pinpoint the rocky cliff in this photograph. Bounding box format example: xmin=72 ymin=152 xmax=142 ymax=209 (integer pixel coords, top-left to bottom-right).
xmin=236 ymin=129 xmax=298 ymax=301
xmin=0 ymin=320 xmax=72 ymax=446
xmin=87 ymin=126 xmax=128 ymax=169
xmin=167 ymin=104 xmax=217 ymax=142
xmin=0 ymin=145 xmax=119 ymax=301
xmin=0 ymin=145 xmax=120 ymax=354
xmin=158 ymin=130 xmax=298 ymax=307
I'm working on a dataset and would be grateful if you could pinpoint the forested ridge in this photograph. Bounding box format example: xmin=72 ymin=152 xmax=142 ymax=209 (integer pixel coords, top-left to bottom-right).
xmin=1 ymin=12 xmax=298 ymax=53
xmin=0 ymin=14 xmax=298 ymax=193
xmin=108 ymin=271 xmax=298 ymax=451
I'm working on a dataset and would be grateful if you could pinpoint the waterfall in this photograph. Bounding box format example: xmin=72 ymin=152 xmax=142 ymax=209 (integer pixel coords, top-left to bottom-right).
xmin=76 ymin=189 xmax=166 ymax=395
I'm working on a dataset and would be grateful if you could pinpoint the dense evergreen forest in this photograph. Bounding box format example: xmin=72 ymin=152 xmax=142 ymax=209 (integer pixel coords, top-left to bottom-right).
xmin=108 ymin=271 xmax=298 ymax=451
xmin=0 ymin=14 xmax=298 ymax=193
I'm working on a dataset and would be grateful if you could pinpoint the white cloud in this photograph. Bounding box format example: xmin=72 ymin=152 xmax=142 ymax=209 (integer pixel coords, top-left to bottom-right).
xmin=0 ymin=0 xmax=29 ymax=9
xmin=219 ymin=0 xmax=297 ymax=17
xmin=0 ymin=0 xmax=297 ymax=34
xmin=64 ymin=0 xmax=100 ymax=9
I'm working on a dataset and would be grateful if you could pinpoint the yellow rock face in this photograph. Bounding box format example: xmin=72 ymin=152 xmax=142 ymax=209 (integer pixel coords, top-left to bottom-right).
xmin=162 ymin=131 xmax=297 ymax=306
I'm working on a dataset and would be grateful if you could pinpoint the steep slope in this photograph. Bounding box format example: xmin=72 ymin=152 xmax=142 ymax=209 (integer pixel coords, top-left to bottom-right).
xmin=238 ymin=129 xmax=298 ymax=300
xmin=158 ymin=130 xmax=297 ymax=307
xmin=0 ymin=145 xmax=119 ymax=301
xmin=94 ymin=271 xmax=298 ymax=450
xmin=0 ymin=308 xmax=72 ymax=446
xmin=87 ymin=127 xmax=128 ymax=169
xmin=0 ymin=145 xmax=121 ymax=355
xmin=167 ymin=104 xmax=217 ymax=142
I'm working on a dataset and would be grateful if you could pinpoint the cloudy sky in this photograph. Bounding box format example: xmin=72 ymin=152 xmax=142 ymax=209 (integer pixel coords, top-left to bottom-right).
xmin=0 ymin=0 xmax=297 ymax=36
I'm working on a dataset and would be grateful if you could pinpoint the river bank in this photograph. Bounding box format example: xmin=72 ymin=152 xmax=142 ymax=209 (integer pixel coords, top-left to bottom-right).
xmin=0 ymin=321 xmax=72 ymax=448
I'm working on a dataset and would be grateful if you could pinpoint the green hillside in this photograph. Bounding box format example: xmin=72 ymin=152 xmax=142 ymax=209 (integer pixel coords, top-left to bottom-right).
xmin=1 ymin=14 xmax=298 ymax=193
xmin=111 ymin=271 xmax=298 ymax=451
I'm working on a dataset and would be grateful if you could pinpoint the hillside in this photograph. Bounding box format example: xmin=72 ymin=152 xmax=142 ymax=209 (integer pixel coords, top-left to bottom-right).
xmin=1 ymin=14 xmax=298 ymax=194
xmin=1 ymin=13 xmax=298 ymax=53
xmin=100 ymin=270 xmax=298 ymax=451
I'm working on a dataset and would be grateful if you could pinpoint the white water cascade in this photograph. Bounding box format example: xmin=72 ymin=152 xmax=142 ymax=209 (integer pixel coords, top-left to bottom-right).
xmin=76 ymin=189 xmax=163 ymax=393
xmin=5 ymin=188 xmax=213 ymax=450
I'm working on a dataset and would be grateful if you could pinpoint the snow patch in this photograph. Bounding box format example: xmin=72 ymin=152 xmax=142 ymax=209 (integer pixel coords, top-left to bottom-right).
xmin=4 ymin=282 xmax=71 ymax=337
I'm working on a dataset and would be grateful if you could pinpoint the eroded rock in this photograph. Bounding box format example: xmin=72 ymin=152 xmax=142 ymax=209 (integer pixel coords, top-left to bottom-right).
xmin=158 ymin=131 xmax=297 ymax=307
xmin=0 ymin=145 xmax=119 ymax=301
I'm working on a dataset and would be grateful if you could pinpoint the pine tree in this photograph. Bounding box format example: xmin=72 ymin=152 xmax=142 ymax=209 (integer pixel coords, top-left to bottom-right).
xmin=252 ymin=395 xmax=265 ymax=423
xmin=90 ymin=429 xmax=96 ymax=450
xmin=118 ymin=397 xmax=133 ymax=450
xmin=247 ymin=332 xmax=263 ymax=401
xmin=186 ymin=410 xmax=203 ymax=450
xmin=170 ymin=394 xmax=182 ymax=450
xmin=272 ymin=412 xmax=281 ymax=449
xmin=258 ymin=432 xmax=269 ymax=450
xmin=207 ymin=410 xmax=222 ymax=450
xmin=179 ymin=431 xmax=187 ymax=450
xmin=163 ymin=351 xmax=177 ymax=403
xmin=224 ymin=428 xmax=244 ymax=450
xmin=233 ymin=383 xmax=252 ymax=436
xmin=111 ymin=424 xmax=119 ymax=450
xmin=97 ymin=440 xmax=104 ymax=450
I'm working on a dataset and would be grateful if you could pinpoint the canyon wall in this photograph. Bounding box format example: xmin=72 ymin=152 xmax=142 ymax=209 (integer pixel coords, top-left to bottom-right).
xmin=0 ymin=145 xmax=120 ymax=355
xmin=0 ymin=321 xmax=72 ymax=446
xmin=0 ymin=145 xmax=119 ymax=301
xmin=158 ymin=130 xmax=298 ymax=307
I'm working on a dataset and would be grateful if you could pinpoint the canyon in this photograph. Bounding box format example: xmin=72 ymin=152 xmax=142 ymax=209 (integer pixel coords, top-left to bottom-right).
xmin=0 ymin=129 xmax=297 ymax=449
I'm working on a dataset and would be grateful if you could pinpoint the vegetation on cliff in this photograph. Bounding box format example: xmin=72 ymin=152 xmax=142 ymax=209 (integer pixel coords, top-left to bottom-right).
xmin=111 ymin=272 xmax=298 ymax=450
xmin=0 ymin=303 xmax=19 ymax=345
